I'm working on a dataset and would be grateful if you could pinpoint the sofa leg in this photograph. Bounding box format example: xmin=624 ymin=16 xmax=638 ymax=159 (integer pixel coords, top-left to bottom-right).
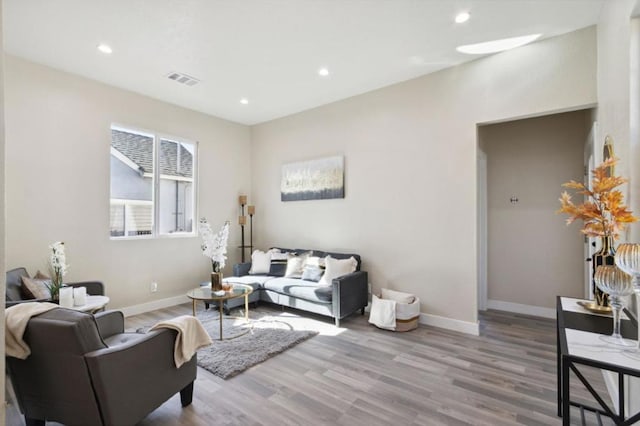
xmin=204 ymin=302 xmax=210 ymax=310
xmin=335 ymin=317 xmax=340 ymax=327
xmin=25 ymin=417 xmax=45 ymax=426
xmin=180 ymin=382 xmax=194 ymax=407
xmin=360 ymin=307 xmax=365 ymax=315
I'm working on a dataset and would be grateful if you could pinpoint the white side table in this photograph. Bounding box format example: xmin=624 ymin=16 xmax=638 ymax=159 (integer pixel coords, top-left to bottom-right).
xmin=69 ymin=295 xmax=110 ymax=313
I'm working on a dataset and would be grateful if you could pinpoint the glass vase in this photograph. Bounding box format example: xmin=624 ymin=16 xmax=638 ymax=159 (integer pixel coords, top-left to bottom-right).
xmin=594 ymin=265 xmax=635 ymax=346
xmin=614 ymin=243 xmax=640 ymax=357
xmin=593 ymin=236 xmax=615 ymax=308
xmin=211 ymin=272 xmax=223 ymax=291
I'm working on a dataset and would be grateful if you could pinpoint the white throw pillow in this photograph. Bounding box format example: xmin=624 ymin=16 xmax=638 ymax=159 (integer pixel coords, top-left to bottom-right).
xmin=380 ymin=288 xmax=415 ymax=304
xmin=318 ymin=256 xmax=357 ymax=286
xmin=284 ymin=252 xmax=310 ymax=278
xmin=249 ymin=250 xmax=271 ymax=274
xmin=304 ymin=256 xmax=325 ymax=267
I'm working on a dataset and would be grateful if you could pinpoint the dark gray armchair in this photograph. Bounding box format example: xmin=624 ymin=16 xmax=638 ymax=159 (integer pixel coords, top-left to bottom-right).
xmin=6 ymin=267 xmax=105 ymax=307
xmin=7 ymin=308 xmax=197 ymax=426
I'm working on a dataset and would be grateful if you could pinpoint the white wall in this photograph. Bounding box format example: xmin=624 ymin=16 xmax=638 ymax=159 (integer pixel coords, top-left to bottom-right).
xmin=597 ymin=0 xmax=638 ymax=240
xmin=250 ymin=27 xmax=597 ymax=327
xmin=598 ymin=3 xmax=640 ymax=412
xmin=632 ymin=16 xmax=640 ymax=245
xmin=482 ymin=111 xmax=588 ymax=311
xmin=4 ymin=56 xmax=251 ymax=309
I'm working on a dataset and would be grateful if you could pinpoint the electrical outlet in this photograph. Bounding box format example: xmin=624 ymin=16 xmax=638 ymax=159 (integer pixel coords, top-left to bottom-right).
xmin=150 ymin=282 xmax=158 ymax=293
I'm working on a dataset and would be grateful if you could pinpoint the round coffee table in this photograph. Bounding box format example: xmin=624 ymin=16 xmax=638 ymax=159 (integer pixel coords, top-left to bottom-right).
xmin=186 ymin=284 xmax=253 ymax=340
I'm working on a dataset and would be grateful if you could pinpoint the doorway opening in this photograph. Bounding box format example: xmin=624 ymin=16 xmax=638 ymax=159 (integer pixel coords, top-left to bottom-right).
xmin=477 ymin=108 xmax=596 ymax=318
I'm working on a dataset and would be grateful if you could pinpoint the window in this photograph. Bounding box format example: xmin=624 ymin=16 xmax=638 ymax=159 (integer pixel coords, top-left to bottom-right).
xmin=110 ymin=126 xmax=197 ymax=238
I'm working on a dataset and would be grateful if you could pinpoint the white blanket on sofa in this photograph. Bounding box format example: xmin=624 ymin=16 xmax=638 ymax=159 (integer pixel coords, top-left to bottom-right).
xmin=368 ymin=295 xmax=396 ymax=330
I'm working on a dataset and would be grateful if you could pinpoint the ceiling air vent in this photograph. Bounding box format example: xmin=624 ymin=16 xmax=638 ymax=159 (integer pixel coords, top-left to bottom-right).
xmin=166 ymin=72 xmax=200 ymax=86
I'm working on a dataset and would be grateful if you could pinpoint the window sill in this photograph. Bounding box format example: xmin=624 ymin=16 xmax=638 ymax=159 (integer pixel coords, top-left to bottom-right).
xmin=110 ymin=233 xmax=197 ymax=241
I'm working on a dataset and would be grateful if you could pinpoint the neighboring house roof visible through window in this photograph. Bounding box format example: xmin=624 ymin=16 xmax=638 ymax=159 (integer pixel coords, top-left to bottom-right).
xmin=111 ymin=129 xmax=153 ymax=173
xmin=159 ymin=139 xmax=193 ymax=178
xmin=111 ymin=129 xmax=193 ymax=178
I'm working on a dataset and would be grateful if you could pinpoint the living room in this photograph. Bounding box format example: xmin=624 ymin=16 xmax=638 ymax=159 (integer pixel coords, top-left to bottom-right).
xmin=2 ymin=0 xmax=640 ymax=425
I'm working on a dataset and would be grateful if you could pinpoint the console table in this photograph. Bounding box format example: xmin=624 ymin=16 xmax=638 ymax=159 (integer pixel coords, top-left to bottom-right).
xmin=557 ymin=296 xmax=640 ymax=425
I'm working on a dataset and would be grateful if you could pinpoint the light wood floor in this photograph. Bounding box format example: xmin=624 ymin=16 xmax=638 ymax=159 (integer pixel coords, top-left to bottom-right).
xmin=7 ymin=304 xmax=617 ymax=425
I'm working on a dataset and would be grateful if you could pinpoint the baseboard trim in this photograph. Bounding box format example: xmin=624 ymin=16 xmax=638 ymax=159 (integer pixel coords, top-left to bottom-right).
xmin=119 ymin=295 xmax=481 ymax=336
xmin=120 ymin=295 xmax=189 ymax=318
xmin=487 ymin=299 xmax=555 ymax=319
xmin=419 ymin=313 xmax=480 ymax=336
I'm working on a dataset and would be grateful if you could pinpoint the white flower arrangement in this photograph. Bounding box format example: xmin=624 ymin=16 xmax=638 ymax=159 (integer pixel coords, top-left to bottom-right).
xmin=199 ymin=218 xmax=230 ymax=272
xmin=48 ymin=241 xmax=69 ymax=297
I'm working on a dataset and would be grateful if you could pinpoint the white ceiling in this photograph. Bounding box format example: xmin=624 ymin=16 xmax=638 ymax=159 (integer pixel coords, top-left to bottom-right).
xmin=4 ymin=0 xmax=604 ymax=125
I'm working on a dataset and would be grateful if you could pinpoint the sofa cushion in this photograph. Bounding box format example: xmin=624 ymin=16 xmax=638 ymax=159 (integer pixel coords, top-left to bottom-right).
xmin=301 ymin=256 xmax=326 ymax=282
xmin=34 ymin=270 xmax=50 ymax=280
xmin=6 ymin=267 xmax=29 ymax=301
xmin=311 ymin=250 xmax=362 ymax=271
xmin=272 ymin=248 xmax=362 ymax=271
xmin=263 ymin=277 xmax=332 ymax=303
xmin=223 ymin=275 xmax=274 ymax=288
xmin=104 ymin=332 xmax=150 ymax=348
xmin=284 ymin=252 xmax=311 ymax=278
xmin=301 ymin=266 xmax=324 ymax=282
xmin=21 ymin=276 xmax=52 ymax=300
xmin=319 ymin=256 xmax=357 ymax=286
xmin=269 ymin=251 xmax=290 ymax=276
xmin=249 ymin=250 xmax=271 ymax=275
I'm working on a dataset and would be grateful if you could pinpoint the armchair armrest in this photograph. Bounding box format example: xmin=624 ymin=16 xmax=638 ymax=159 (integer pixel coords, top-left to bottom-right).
xmin=233 ymin=262 xmax=251 ymax=276
xmin=85 ymin=329 xmax=196 ymax=426
xmin=65 ymin=281 xmax=105 ymax=296
xmin=94 ymin=310 xmax=124 ymax=338
xmin=332 ymin=271 xmax=368 ymax=320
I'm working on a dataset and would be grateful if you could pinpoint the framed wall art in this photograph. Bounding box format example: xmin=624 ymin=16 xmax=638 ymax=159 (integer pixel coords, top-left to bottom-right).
xmin=281 ymin=155 xmax=344 ymax=201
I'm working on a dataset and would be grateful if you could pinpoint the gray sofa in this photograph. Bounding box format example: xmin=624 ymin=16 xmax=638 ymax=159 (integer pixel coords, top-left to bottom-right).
xmin=225 ymin=247 xmax=368 ymax=327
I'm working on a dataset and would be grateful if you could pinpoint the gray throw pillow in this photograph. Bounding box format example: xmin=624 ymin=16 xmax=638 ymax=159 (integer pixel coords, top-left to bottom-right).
xmin=21 ymin=276 xmax=52 ymax=300
xmin=301 ymin=265 xmax=324 ymax=282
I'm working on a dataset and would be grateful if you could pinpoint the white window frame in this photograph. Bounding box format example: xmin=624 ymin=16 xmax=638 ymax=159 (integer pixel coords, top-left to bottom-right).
xmin=110 ymin=124 xmax=198 ymax=240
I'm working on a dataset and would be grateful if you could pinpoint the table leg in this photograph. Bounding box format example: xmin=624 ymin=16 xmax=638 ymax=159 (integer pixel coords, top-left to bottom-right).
xmin=557 ymin=319 xmax=561 ymax=417
xmin=245 ymin=294 xmax=249 ymax=321
xmin=562 ymin=356 xmax=570 ymax=425
xmin=192 ymin=299 xmax=196 ymax=316
xmin=219 ymin=300 xmax=224 ymax=341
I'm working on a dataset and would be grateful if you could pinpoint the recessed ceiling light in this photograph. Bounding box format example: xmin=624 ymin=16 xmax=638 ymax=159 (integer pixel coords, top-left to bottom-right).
xmin=97 ymin=43 xmax=113 ymax=54
xmin=240 ymin=98 xmax=249 ymax=105
xmin=456 ymin=34 xmax=542 ymax=55
xmin=455 ymin=12 xmax=470 ymax=24
xmin=318 ymin=67 xmax=330 ymax=77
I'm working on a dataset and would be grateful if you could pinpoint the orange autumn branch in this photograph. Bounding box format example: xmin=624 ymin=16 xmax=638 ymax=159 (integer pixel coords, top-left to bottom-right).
xmin=557 ymin=157 xmax=637 ymax=239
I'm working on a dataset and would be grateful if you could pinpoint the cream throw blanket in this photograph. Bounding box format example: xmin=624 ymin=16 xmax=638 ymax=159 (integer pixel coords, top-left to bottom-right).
xmin=5 ymin=302 xmax=59 ymax=359
xmin=368 ymin=295 xmax=397 ymax=330
xmin=150 ymin=315 xmax=213 ymax=368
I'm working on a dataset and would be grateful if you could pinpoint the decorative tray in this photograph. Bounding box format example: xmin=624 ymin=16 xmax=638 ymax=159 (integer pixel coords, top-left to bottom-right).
xmin=577 ymin=300 xmax=612 ymax=314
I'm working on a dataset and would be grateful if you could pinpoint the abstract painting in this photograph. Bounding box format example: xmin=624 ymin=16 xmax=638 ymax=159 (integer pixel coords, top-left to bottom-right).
xmin=281 ymin=156 xmax=344 ymax=201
